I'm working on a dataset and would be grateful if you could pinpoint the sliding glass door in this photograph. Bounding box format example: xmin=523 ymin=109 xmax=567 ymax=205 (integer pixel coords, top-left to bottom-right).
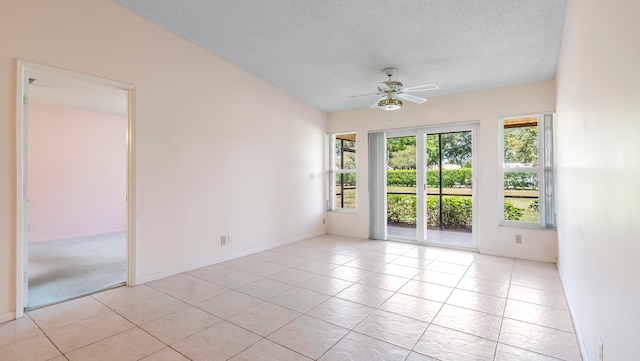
xmin=424 ymin=128 xmax=475 ymax=247
xmin=384 ymin=124 xmax=477 ymax=249
xmin=386 ymin=135 xmax=418 ymax=240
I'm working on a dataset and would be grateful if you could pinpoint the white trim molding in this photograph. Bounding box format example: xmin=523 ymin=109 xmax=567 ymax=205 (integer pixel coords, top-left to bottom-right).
xmin=15 ymin=60 xmax=137 ymax=318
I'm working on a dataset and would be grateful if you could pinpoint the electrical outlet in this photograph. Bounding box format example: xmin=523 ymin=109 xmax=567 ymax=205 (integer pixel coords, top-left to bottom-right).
xmin=598 ymin=338 xmax=604 ymax=360
xmin=515 ymin=234 xmax=523 ymax=244
xmin=220 ymin=235 xmax=227 ymax=246
xmin=227 ymin=235 xmax=232 ymax=244
xmin=323 ymin=218 xmax=326 ymax=224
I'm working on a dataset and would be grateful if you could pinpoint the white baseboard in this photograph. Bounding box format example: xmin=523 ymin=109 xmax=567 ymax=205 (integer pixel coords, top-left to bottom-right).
xmin=327 ymin=233 xmax=558 ymax=263
xmin=571 ymin=313 xmax=589 ymax=361
xmin=479 ymin=248 xmax=557 ymax=263
xmin=327 ymin=231 xmax=369 ymax=239
xmin=31 ymin=229 xmax=126 ymax=244
xmin=0 ymin=311 xmax=16 ymax=324
xmin=136 ymin=231 xmax=327 ymax=285
xmin=557 ymin=261 xmax=589 ymax=361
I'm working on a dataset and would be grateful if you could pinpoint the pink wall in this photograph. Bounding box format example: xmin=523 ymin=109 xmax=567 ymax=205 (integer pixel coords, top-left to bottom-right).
xmin=28 ymin=102 xmax=127 ymax=243
xmin=1 ymin=0 xmax=327 ymax=317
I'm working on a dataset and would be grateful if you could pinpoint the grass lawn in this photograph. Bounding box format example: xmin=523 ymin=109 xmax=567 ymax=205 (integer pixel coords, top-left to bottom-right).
xmin=506 ymin=188 xmax=539 ymax=222
xmin=335 ymin=188 xmax=356 ymax=209
xmin=505 ymin=189 xmax=538 ymax=197
xmin=508 ymin=197 xmax=539 ymax=222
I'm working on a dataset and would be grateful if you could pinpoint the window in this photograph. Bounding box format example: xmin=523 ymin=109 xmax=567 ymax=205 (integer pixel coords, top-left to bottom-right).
xmin=331 ymin=132 xmax=356 ymax=210
xmin=499 ymin=114 xmax=555 ymax=227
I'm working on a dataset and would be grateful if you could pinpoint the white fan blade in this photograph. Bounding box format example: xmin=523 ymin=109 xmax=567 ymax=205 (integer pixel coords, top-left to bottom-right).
xmin=370 ymin=96 xmax=386 ymax=109
xmin=376 ymin=82 xmax=392 ymax=92
xmin=398 ymin=93 xmax=427 ymax=104
xmin=403 ymin=83 xmax=439 ymax=93
xmin=348 ymin=92 xmax=381 ymax=98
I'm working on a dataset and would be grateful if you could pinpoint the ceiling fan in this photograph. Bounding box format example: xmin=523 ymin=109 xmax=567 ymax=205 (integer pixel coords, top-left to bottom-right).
xmin=352 ymin=68 xmax=439 ymax=111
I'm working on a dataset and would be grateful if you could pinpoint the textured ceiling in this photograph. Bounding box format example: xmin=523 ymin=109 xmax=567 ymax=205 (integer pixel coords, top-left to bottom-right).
xmin=114 ymin=0 xmax=567 ymax=113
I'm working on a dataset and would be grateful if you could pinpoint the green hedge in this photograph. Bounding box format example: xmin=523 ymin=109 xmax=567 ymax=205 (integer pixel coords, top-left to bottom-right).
xmin=387 ymin=168 xmax=473 ymax=188
xmin=388 ymin=195 xmax=524 ymax=230
xmin=427 ymin=168 xmax=472 ymax=188
xmin=387 ymin=170 xmax=416 ymax=187
xmin=387 ymin=195 xmax=473 ymax=231
xmin=504 ymin=201 xmax=523 ymax=220
xmin=426 ymin=196 xmax=473 ymax=230
xmin=387 ymin=194 xmax=417 ymax=224
xmin=336 ymin=173 xmax=356 ymax=186
xmin=386 ymin=169 xmax=537 ymax=190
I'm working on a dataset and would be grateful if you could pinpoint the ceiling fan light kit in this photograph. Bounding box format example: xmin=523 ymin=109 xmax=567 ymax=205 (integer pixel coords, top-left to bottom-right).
xmin=378 ymin=98 xmax=403 ymax=110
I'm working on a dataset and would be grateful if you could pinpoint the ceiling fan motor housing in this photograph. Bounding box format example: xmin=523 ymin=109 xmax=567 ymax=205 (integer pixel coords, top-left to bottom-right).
xmin=380 ymin=80 xmax=403 ymax=92
xmin=378 ymin=98 xmax=403 ymax=110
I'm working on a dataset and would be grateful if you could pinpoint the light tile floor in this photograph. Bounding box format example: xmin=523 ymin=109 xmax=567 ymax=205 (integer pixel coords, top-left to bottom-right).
xmin=387 ymin=226 xmax=473 ymax=248
xmin=0 ymin=235 xmax=582 ymax=361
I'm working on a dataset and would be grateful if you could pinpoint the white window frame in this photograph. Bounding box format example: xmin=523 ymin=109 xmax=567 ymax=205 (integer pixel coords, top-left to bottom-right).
xmin=330 ymin=132 xmax=357 ymax=212
xmin=498 ymin=113 xmax=555 ymax=228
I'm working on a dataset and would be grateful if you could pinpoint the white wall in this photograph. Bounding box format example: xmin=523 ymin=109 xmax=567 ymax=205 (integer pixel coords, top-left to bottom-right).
xmin=328 ymin=81 xmax=558 ymax=261
xmin=0 ymin=0 xmax=327 ymax=320
xmin=555 ymin=0 xmax=640 ymax=359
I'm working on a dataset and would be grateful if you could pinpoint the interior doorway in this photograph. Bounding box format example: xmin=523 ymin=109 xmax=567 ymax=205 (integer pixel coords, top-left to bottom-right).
xmin=384 ymin=123 xmax=478 ymax=249
xmin=16 ymin=61 xmax=135 ymax=313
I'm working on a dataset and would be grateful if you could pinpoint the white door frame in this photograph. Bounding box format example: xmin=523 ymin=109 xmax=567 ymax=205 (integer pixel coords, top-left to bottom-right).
xmin=418 ymin=122 xmax=479 ymax=249
xmin=385 ymin=129 xmax=421 ymax=241
xmin=15 ymin=60 xmax=137 ymax=318
xmin=384 ymin=122 xmax=478 ymax=249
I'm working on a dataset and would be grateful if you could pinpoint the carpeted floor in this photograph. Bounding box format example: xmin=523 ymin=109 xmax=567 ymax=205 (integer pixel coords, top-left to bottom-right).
xmin=27 ymin=232 xmax=126 ymax=310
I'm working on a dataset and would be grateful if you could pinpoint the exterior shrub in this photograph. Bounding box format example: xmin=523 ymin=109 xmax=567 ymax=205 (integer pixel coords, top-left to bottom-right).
xmin=504 ymin=201 xmax=523 ymax=220
xmin=387 ymin=195 xmax=472 ymax=231
xmin=439 ymin=168 xmax=472 ymax=188
xmin=337 ymin=173 xmax=356 ymax=186
xmin=388 ymin=168 xmax=472 ymax=188
xmin=383 ymin=169 xmax=538 ymax=190
xmin=387 ymin=195 xmax=526 ymax=229
xmin=387 ymin=170 xmax=416 ymax=187
xmin=387 ymin=194 xmax=416 ymax=224
xmin=426 ymin=196 xmax=472 ymax=231
xmin=426 ymin=170 xmax=439 ymax=187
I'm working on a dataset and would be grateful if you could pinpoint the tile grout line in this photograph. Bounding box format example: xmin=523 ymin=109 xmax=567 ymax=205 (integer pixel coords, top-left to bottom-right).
xmin=313 ymin=255 xmax=410 ymax=361
xmin=491 ymin=256 xmax=515 ymax=360
xmin=405 ymin=254 xmax=470 ymax=360
xmin=21 ymin=313 xmax=68 ymax=361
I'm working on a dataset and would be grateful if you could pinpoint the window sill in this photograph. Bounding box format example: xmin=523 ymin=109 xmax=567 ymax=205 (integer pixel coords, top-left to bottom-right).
xmin=499 ymin=221 xmax=554 ymax=230
xmin=329 ymin=208 xmax=357 ymax=215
